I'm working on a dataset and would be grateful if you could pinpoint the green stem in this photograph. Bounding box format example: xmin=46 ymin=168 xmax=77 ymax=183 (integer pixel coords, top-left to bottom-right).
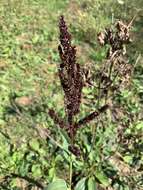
xmin=91 ymin=67 xmax=103 ymax=148
xmin=69 ymin=154 xmax=73 ymax=190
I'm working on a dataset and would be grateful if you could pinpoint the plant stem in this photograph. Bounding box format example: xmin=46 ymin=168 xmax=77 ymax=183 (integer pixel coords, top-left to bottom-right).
xmin=69 ymin=154 xmax=73 ymax=190
xmin=91 ymin=66 xmax=103 ymax=149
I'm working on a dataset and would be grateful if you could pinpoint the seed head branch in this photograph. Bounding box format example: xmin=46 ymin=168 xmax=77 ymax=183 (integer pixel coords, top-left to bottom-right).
xmin=48 ymin=109 xmax=65 ymax=129
xmin=75 ymin=104 xmax=109 ymax=128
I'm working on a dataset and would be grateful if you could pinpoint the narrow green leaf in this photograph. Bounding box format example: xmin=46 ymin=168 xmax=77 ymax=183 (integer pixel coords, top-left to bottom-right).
xmin=49 ymin=168 xmax=56 ymax=181
xmin=88 ymin=177 xmax=97 ymax=190
xmin=59 ymin=128 xmax=71 ymax=144
xmin=95 ymin=170 xmax=110 ymax=187
xmin=75 ymin=177 xmax=86 ymax=190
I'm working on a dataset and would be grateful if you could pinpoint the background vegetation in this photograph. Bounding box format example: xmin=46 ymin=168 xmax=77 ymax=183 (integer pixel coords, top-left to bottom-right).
xmin=0 ymin=0 xmax=142 ymax=189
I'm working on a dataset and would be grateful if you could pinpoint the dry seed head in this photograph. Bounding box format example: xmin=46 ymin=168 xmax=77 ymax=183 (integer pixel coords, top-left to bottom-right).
xmin=58 ymin=15 xmax=83 ymax=119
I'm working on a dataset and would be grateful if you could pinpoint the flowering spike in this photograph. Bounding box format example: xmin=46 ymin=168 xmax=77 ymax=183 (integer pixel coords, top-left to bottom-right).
xmin=58 ymin=15 xmax=83 ymax=126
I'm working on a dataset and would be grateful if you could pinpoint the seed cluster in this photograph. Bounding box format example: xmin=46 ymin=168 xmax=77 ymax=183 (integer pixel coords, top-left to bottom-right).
xmin=98 ymin=20 xmax=132 ymax=58
xmin=58 ymin=15 xmax=83 ymax=126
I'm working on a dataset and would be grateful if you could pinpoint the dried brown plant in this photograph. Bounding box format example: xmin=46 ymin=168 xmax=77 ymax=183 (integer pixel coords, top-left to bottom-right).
xmin=96 ymin=19 xmax=133 ymax=106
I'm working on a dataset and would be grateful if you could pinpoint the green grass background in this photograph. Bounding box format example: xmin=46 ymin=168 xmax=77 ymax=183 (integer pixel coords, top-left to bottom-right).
xmin=0 ymin=0 xmax=142 ymax=189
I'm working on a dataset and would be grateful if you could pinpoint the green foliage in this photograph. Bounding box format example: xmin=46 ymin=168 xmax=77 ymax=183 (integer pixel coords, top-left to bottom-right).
xmin=45 ymin=179 xmax=68 ymax=190
xmin=74 ymin=177 xmax=87 ymax=190
xmin=0 ymin=0 xmax=142 ymax=190
xmin=87 ymin=177 xmax=97 ymax=190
